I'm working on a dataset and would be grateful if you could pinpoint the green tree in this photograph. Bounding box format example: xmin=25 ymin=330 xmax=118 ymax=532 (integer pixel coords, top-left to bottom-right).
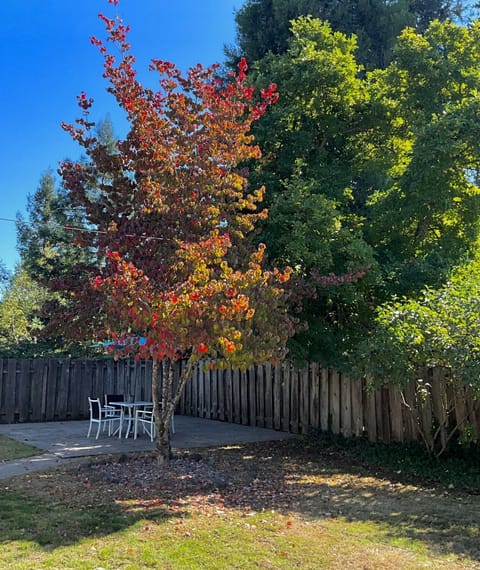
xmin=354 ymin=255 xmax=480 ymax=456
xmin=365 ymin=20 xmax=480 ymax=295
xmin=0 ymin=266 xmax=50 ymax=356
xmin=227 ymin=0 xmax=462 ymax=71
xmin=246 ymin=18 xmax=380 ymax=367
xmin=16 ymin=170 xmax=93 ymax=284
xmin=236 ymin=17 xmax=480 ymax=368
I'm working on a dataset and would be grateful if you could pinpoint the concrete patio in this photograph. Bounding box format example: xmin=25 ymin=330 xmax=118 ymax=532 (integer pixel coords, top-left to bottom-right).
xmin=0 ymin=416 xmax=296 ymax=479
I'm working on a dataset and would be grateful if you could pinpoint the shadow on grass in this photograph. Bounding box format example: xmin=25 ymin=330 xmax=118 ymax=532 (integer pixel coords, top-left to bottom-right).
xmin=200 ymin=441 xmax=480 ymax=564
xmin=0 ymin=477 xmax=180 ymax=549
xmin=0 ymin=439 xmax=479 ymax=564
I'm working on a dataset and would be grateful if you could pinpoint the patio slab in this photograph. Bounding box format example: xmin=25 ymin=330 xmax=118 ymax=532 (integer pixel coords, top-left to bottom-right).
xmin=0 ymin=416 xmax=296 ymax=479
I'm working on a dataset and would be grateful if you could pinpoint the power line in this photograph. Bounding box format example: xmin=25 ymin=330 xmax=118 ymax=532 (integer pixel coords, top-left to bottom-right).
xmin=0 ymin=216 xmax=166 ymax=241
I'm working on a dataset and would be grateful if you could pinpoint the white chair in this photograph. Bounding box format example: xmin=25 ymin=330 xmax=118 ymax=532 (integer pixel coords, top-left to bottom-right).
xmin=87 ymin=397 xmax=122 ymax=439
xmin=134 ymin=409 xmax=175 ymax=441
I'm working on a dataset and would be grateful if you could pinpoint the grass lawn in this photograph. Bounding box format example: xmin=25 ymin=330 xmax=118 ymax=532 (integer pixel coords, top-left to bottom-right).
xmin=0 ymin=434 xmax=43 ymax=462
xmin=0 ymin=440 xmax=479 ymax=569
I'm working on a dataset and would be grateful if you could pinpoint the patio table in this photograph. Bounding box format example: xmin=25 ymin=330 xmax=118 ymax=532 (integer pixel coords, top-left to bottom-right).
xmin=114 ymin=401 xmax=154 ymax=438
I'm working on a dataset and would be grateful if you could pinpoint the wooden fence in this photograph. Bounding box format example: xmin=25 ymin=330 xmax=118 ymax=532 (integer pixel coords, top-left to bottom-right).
xmin=1 ymin=358 xmax=479 ymax=447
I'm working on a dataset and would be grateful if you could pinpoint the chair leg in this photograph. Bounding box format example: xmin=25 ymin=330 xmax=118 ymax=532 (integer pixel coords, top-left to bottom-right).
xmin=95 ymin=420 xmax=102 ymax=440
xmin=87 ymin=420 xmax=93 ymax=438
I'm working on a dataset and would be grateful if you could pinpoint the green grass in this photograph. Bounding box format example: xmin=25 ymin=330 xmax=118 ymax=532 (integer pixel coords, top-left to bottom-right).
xmin=0 ymin=434 xmax=43 ymax=462
xmin=1 ymin=440 xmax=479 ymax=569
xmin=0 ymin=492 xmax=467 ymax=570
xmin=0 ymin=440 xmax=480 ymax=570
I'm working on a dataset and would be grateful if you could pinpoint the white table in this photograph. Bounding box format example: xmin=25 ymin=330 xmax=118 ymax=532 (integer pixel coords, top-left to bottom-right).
xmin=114 ymin=401 xmax=154 ymax=438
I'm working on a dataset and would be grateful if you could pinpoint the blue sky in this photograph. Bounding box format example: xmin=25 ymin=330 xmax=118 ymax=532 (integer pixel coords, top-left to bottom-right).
xmin=0 ymin=0 xmax=240 ymax=272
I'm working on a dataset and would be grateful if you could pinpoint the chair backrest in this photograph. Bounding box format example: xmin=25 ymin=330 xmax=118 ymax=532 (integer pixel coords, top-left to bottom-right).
xmin=88 ymin=397 xmax=102 ymax=420
xmin=105 ymin=394 xmax=124 ymax=407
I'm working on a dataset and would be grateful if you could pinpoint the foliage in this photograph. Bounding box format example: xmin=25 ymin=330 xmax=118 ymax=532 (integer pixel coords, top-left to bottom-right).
xmin=355 ymin=257 xmax=480 ymax=389
xmin=0 ymin=267 xmax=50 ymax=356
xmin=14 ymin=170 xmax=101 ymax=356
xmin=226 ymin=0 xmax=465 ymax=71
xmin=244 ymin=18 xmax=382 ymax=367
xmin=236 ymin=17 xmax=480 ymax=369
xmin=55 ymin=1 xmax=295 ymax=463
xmin=16 ymin=170 xmax=93 ymax=284
xmin=0 ymin=261 xmax=9 ymax=289
xmin=365 ymin=20 xmax=480 ymax=296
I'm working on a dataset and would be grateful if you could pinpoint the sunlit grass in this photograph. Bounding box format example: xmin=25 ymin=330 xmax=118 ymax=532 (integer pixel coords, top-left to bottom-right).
xmin=1 ymin=446 xmax=478 ymax=570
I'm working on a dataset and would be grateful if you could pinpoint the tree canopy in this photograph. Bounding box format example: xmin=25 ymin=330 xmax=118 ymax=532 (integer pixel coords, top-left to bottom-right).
xmin=237 ymin=16 xmax=480 ymax=368
xmin=226 ymin=0 xmax=469 ymax=71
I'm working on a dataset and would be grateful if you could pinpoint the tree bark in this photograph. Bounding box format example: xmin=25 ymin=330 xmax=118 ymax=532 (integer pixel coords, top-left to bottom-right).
xmin=152 ymin=356 xmax=196 ymax=466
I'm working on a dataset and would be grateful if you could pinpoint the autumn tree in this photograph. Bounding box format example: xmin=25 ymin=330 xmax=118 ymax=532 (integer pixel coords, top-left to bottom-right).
xmin=56 ymin=1 xmax=295 ymax=464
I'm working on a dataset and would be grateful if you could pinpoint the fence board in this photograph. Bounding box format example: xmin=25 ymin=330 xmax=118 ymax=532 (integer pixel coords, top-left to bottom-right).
xmin=211 ymin=368 xmax=218 ymax=420
xmin=256 ymin=364 xmax=265 ymax=428
xmin=351 ymin=378 xmax=363 ymax=437
xmin=309 ymin=362 xmax=320 ymax=429
xmin=420 ymin=384 xmax=433 ymax=449
xmin=341 ymin=375 xmax=352 ymax=438
xmin=366 ymin=389 xmax=377 ymax=442
xmin=29 ymin=360 xmax=45 ymax=422
xmin=300 ymin=367 xmax=310 ymax=434
xmin=401 ymin=382 xmax=417 ymax=441
xmin=240 ymin=369 xmax=249 ymax=425
xmin=248 ymin=366 xmax=257 ymax=427
xmin=233 ymin=369 xmax=241 ymax=424
xmin=282 ymin=362 xmax=291 ymax=432
xmin=290 ymin=368 xmax=299 ymax=434
xmin=264 ymin=364 xmax=273 ymax=429
xmin=381 ymin=387 xmax=392 ymax=443
xmin=224 ymin=368 xmax=233 ymax=423
xmin=205 ymin=368 xmax=212 ymax=420
xmin=330 ymin=370 xmax=340 ymax=435
xmin=388 ymin=387 xmax=404 ymax=442
xmin=273 ymin=363 xmax=282 ymax=431
xmin=319 ymin=368 xmax=329 ymax=432
xmin=430 ymin=368 xmax=447 ymax=449
xmin=454 ymin=381 xmax=468 ymax=434
xmin=4 ymin=360 xmax=17 ymax=423
xmin=17 ymin=360 xmax=31 ymax=422
xmin=55 ymin=360 xmax=70 ymax=420
xmin=217 ymin=368 xmax=225 ymax=422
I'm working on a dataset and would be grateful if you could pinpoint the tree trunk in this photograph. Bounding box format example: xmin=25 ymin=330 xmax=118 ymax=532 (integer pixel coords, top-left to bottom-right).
xmin=151 ymin=356 xmax=196 ymax=466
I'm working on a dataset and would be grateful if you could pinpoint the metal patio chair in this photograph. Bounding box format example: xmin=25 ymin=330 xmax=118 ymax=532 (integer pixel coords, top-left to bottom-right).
xmin=87 ymin=397 xmax=122 ymax=439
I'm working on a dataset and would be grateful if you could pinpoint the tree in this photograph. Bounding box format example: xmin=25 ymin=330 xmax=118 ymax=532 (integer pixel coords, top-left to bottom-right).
xmin=243 ymin=18 xmax=380 ymax=367
xmin=17 ymin=169 xmax=94 ymax=284
xmin=55 ymin=2 xmax=295 ymax=464
xmin=0 ymin=266 xmax=50 ymax=356
xmin=354 ymin=256 xmax=480 ymax=456
xmin=365 ymin=20 xmax=480 ymax=296
xmin=226 ymin=0 xmax=463 ymax=71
